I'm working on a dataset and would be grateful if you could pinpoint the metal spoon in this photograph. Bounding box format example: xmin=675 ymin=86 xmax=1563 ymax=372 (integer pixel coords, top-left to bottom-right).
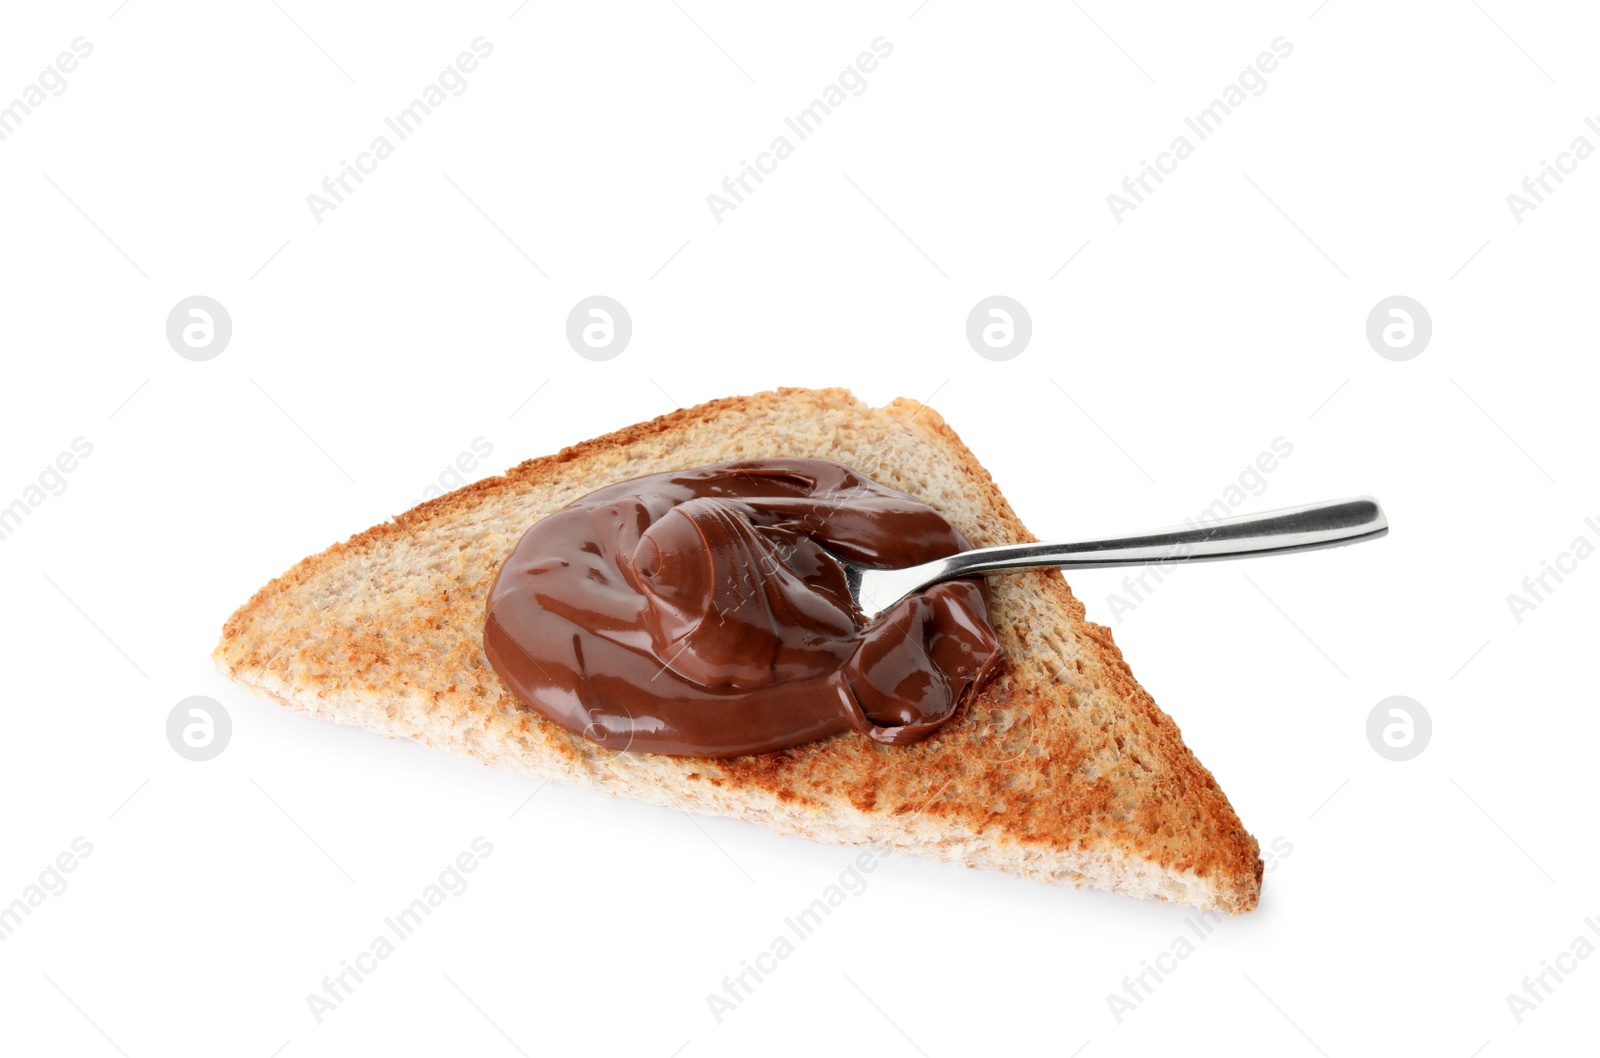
xmin=842 ymin=496 xmax=1388 ymax=621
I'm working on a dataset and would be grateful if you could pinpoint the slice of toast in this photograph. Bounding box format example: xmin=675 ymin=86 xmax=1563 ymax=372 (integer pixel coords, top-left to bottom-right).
xmin=214 ymin=387 xmax=1262 ymax=913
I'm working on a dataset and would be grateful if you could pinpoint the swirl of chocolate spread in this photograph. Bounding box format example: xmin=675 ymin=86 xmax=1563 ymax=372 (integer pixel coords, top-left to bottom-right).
xmin=483 ymin=459 xmax=1003 ymax=758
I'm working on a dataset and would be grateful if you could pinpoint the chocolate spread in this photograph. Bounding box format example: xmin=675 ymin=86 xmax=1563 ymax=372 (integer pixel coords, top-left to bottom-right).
xmin=482 ymin=459 xmax=1003 ymax=757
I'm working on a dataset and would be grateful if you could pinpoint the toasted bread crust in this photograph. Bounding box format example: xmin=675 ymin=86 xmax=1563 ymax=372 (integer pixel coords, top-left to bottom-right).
xmin=216 ymin=387 xmax=1262 ymax=912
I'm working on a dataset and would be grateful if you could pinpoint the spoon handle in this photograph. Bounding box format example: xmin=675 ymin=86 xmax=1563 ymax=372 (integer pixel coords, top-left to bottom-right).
xmin=851 ymin=497 xmax=1388 ymax=618
xmin=942 ymin=496 xmax=1388 ymax=578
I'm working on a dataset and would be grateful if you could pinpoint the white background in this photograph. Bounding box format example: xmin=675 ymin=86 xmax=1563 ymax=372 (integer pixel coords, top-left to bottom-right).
xmin=1 ymin=1 xmax=1595 ymax=1055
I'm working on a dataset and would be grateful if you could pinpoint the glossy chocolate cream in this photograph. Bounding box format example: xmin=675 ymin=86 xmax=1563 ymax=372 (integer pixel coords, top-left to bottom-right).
xmin=482 ymin=459 xmax=1003 ymax=758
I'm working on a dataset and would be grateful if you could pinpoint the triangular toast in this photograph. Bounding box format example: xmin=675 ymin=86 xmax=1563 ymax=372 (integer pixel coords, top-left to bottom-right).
xmin=214 ymin=388 xmax=1262 ymax=912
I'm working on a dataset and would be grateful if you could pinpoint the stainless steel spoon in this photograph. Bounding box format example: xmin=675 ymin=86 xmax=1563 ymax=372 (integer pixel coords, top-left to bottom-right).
xmin=842 ymin=496 xmax=1388 ymax=621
